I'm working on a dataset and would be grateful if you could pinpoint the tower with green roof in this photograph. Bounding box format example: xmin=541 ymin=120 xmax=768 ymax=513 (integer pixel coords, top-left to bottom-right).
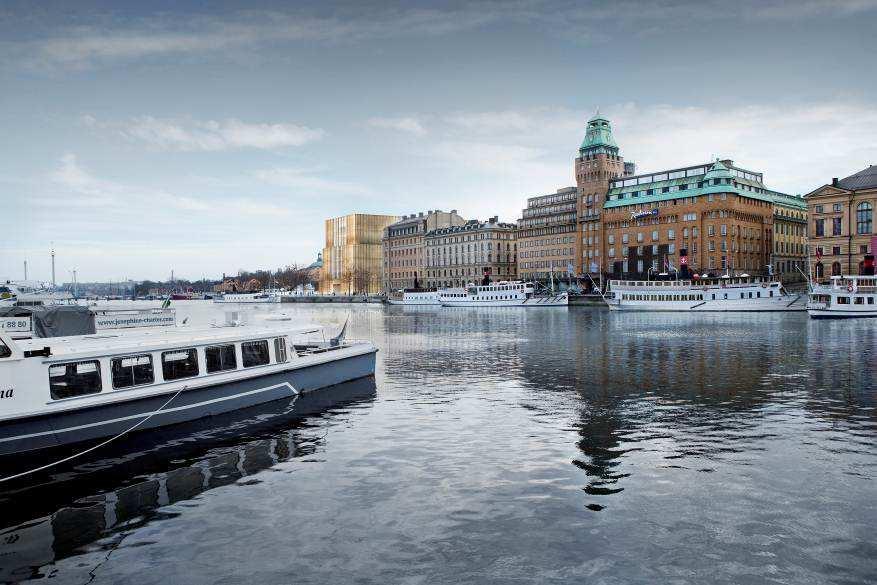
xmin=575 ymin=111 xmax=634 ymax=275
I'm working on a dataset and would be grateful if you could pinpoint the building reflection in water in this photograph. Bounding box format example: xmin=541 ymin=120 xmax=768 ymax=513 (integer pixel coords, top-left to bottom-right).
xmin=513 ymin=310 xmax=825 ymax=511
xmin=0 ymin=377 xmax=376 ymax=583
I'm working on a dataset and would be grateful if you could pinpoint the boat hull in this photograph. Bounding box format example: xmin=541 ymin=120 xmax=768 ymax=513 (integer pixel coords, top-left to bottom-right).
xmin=808 ymin=309 xmax=877 ymax=319
xmin=0 ymin=349 xmax=376 ymax=456
xmin=441 ymin=295 xmax=568 ymax=307
xmin=608 ymin=299 xmax=806 ymax=312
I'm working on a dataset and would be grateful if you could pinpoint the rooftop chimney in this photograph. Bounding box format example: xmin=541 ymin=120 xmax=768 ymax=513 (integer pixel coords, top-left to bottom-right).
xmin=832 ymin=177 xmax=839 ymax=187
xmin=419 ymin=212 xmax=424 ymax=217
xmin=450 ymin=209 xmax=457 ymax=214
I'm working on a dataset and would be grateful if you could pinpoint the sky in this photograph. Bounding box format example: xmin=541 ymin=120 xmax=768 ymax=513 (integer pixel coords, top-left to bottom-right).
xmin=2 ymin=0 xmax=876 ymax=283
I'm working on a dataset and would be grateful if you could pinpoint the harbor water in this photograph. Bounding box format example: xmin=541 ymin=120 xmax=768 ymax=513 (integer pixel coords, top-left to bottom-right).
xmin=1 ymin=302 xmax=875 ymax=584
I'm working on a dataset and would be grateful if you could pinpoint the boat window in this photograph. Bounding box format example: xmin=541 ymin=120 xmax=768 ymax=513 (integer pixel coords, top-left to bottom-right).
xmin=855 ymin=297 xmax=865 ymax=305
xmin=111 ymin=354 xmax=154 ymax=389
xmin=274 ymin=338 xmax=288 ymax=363
xmin=162 ymin=348 xmax=199 ymax=380
xmin=770 ymin=291 xmax=774 ymax=297
xmin=242 ymin=340 xmax=270 ymax=368
xmin=206 ymin=344 xmax=237 ymax=373
xmin=49 ymin=360 xmax=102 ymax=400
xmin=869 ymin=298 xmax=875 ymax=305
xmin=837 ymin=296 xmax=851 ymax=305
xmin=0 ymin=338 xmax=10 ymax=359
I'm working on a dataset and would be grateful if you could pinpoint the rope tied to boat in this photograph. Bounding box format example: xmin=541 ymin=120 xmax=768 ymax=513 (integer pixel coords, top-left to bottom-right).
xmin=0 ymin=385 xmax=189 ymax=484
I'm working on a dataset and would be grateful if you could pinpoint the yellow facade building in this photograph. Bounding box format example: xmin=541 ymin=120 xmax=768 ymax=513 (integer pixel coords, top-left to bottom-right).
xmin=321 ymin=213 xmax=399 ymax=294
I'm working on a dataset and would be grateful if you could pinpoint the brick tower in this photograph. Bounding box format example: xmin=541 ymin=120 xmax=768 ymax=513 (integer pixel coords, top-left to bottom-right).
xmin=575 ymin=112 xmax=631 ymax=278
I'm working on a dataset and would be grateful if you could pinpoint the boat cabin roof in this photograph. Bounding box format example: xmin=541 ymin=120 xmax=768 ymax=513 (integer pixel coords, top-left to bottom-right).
xmin=9 ymin=323 xmax=324 ymax=360
xmin=611 ymin=276 xmax=779 ymax=287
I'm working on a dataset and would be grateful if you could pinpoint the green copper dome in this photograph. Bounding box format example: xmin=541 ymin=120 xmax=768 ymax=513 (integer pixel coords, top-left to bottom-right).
xmin=703 ymin=160 xmax=733 ymax=181
xmin=579 ymin=112 xmax=618 ymax=154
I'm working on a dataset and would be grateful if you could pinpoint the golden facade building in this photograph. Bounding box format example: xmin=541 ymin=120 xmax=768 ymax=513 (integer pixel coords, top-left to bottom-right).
xmin=321 ymin=213 xmax=398 ymax=294
xmin=805 ymin=165 xmax=877 ymax=279
xmin=381 ymin=209 xmax=466 ymax=292
xmin=425 ymin=217 xmax=517 ymax=288
xmin=516 ymin=187 xmax=577 ymax=285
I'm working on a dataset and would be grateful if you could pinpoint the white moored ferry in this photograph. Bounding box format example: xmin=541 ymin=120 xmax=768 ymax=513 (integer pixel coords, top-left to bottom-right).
xmin=387 ymin=288 xmax=440 ymax=305
xmin=607 ymin=276 xmax=805 ymax=312
xmin=0 ymin=320 xmax=376 ymax=456
xmin=214 ymin=292 xmax=280 ymax=304
xmin=807 ymin=275 xmax=877 ymax=319
xmin=439 ymin=281 xmax=568 ymax=307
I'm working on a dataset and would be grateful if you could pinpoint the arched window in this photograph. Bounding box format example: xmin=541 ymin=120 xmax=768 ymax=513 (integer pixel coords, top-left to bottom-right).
xmin=832 ymin=261 xmax=842 ymax=276
xmin=857 ymin=202 xmax=872 ymax=235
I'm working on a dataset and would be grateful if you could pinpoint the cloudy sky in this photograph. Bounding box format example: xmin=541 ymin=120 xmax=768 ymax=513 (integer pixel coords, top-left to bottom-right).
xmin=2 ymin=0 xmax=876 ymax=282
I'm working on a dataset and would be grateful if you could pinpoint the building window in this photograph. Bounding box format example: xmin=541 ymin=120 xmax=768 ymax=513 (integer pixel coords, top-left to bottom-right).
xmin=206 ymin=344 xmax=237 ymax=373
xmin=111 ymin=354 xmax=154 ymax=389
xmin=832 ymin=246 xmax=841 ymax=256
xmin=668 ymin=229 xmax=675 ymax=240
xmin=833 ymin=203 xmax=843 ymax=212
xmin=49 ymin=360 xmax=102 ymax=400
xmin=832 ymin=262 xmax=842 ymax=276
xmin=815 ymin=219 xmax=825 ymax=237
xmin=651 ymin=230 xmax=658 ymax=241
xmin=832 ymin=217 xmax=842 ymax=236
xmin=608 ymin=234 xmax=615 ymax=244
xmin=162 ymin=349 xmax=199 ymax=380
xmin=814 ymin=204 xmax=823 ymax=213
xmin=857 ymin=202 xmax=872 ymax=234
xmin=242 ymin=340 xmax=270 ymax=368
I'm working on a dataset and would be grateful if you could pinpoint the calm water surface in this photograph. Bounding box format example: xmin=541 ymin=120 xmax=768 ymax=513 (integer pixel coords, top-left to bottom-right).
xmin=1 ymin=302 xmax=875 ymax=584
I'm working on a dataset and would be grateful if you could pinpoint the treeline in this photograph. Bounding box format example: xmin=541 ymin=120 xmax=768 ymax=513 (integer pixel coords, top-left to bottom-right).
xmin=133 ymin=264 xmax=318 ymax=297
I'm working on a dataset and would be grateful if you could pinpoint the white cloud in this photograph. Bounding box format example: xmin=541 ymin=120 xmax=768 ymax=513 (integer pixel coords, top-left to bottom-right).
xmin=253 ymin=167 xmax=372 ymax=195
xmin=10 ymin=2 xmax=876 ymax=70
xmin=117 ymin=117 xmax=324 ymax=151
xmin=610 ymin=101 xmax=877 ymax=194
xmin=366 ymin=116 xmax=426 ymax=135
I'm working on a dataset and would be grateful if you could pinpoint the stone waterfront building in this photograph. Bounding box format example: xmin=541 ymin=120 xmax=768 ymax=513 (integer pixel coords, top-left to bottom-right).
xmin=321 ymin=213 xmax=398 ymax=294
xmin=522 ymin=111 xmax=809 ymax=283
xmin=381 ymin=209 xmax=466 ymax=292
xmin=516 ymin=187 xmax=577 ymax=286
xmin=601 ymin=159 xmax=806 ymax=279
xmin=805 ymin=165 xmax=877 ymax=279
xmin=424 ymin=217 xmax=517 ymax=289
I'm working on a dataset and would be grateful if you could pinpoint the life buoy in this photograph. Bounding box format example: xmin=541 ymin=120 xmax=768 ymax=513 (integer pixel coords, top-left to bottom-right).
xmin=847 ymin=284 xmax=854 ymax=293
xmin=761 ymin=283 xmax=767 ymax=288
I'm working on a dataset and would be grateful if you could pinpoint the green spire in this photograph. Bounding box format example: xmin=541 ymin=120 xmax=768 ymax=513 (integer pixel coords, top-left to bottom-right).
xmin=579 ymin=110 xmax=619 ymax=155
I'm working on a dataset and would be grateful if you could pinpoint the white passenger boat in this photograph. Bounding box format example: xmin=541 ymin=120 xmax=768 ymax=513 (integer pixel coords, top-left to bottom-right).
xmin=0 ymin=320 xmax=376 ymax=456
xmin=807 ymin=275 xmax=877 ymax=319
xmin=213 ymin=292 xmax=280 ymax=304
xmin=439 ymin=281 xmax=568 ymax=307
xmin=607 ymin=276 xmax=805 ymax=312
xmin=387 ymin=288 xmax=440 ymax=305
xmin=0 ymin=282 xmax=73 ymax=307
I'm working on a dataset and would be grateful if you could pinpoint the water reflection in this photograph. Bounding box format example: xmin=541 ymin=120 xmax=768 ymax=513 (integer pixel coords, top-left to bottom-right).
xmin=0 ymin=378 xmax=376 ymax=583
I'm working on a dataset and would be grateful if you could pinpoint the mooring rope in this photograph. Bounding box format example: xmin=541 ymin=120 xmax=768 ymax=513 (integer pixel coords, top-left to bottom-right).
xmin=0 ymin=385 xmax=188 ymax=484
